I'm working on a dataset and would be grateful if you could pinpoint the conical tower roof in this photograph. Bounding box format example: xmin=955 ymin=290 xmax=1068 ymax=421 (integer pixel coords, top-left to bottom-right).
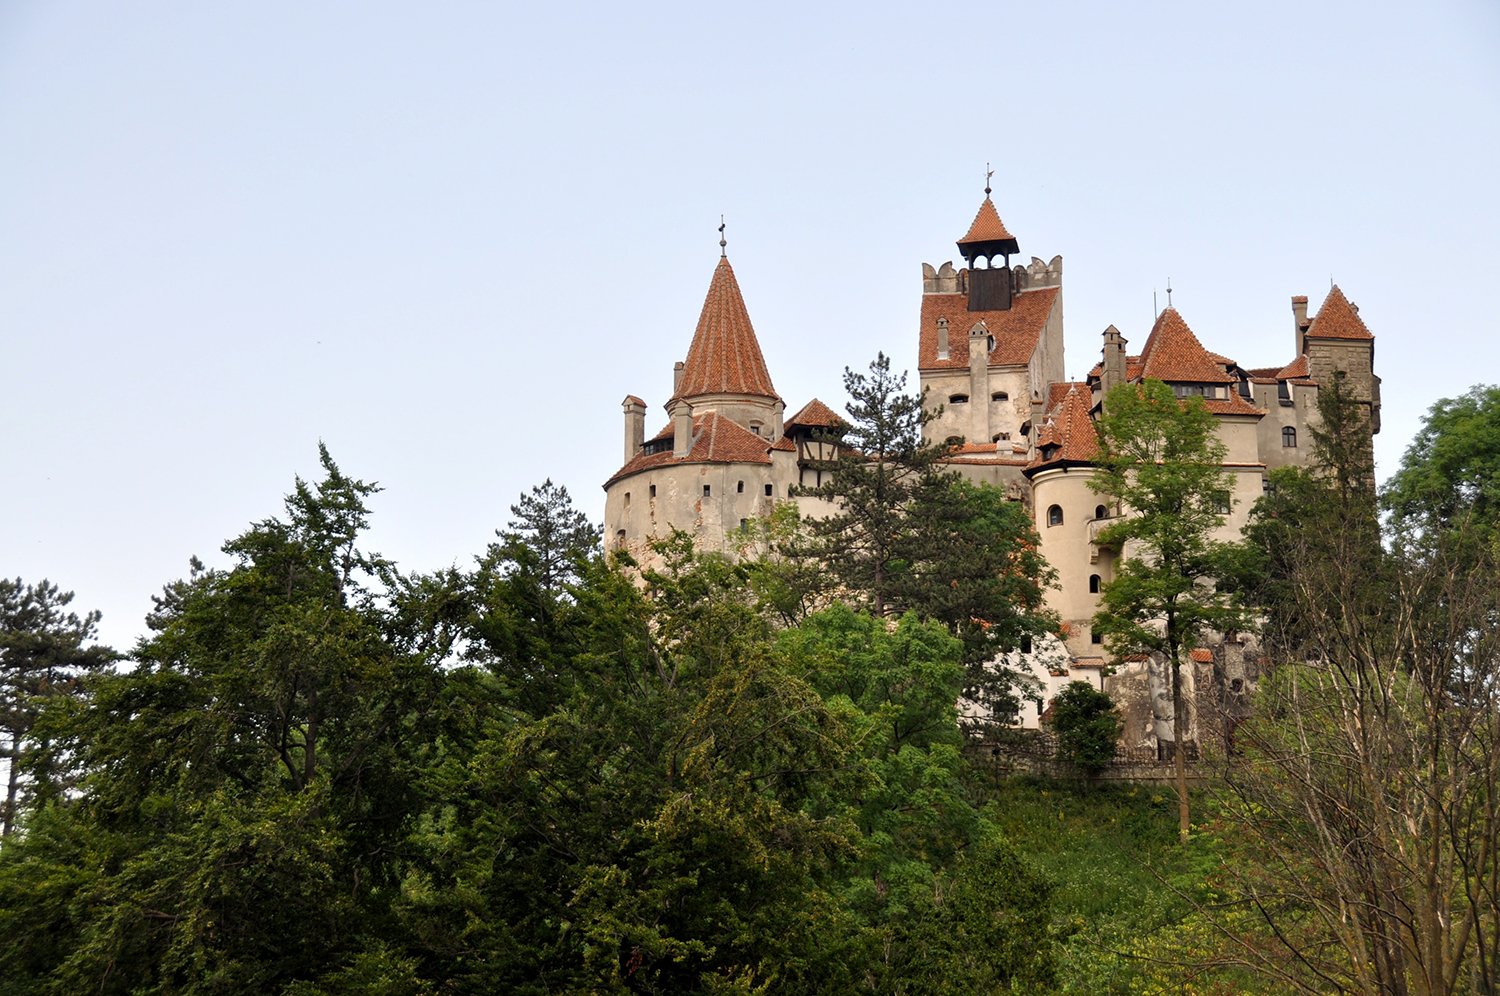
xmin=1306 ymin=285 xmax=1373 ymax=340
xmin=957 ymin=196 xmax=1019 ymax=257
xmin=675 ymin=257 xmax=779 ymax=402
xmin=1138 ymin=308 xmax=1234 ymax=384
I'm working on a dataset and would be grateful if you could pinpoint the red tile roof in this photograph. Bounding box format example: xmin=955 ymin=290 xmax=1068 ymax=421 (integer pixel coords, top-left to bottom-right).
xmin=918 ymin=287 xmax=1060 ymax=369
xmin=1190 ymin=648 xmax=1214 ymax=663
xmin=676 ymin=258 xmax=780 ymax=402
xmin=786 ymin=397 xmax=845 ymax=428
xmin=958 ymin=196 xmax=1017 ymax=246
xmin=1276 ymin=354 xmax=1310 ymax=379
xmin=605 ymin=411 xmax=776 ymax=486
xmin=1138 ymin=309 xmax=1235 ymax=384
xmin=622 ymin=394 xmax=646 ymax=408
xmin=1201 ymin=395 xmax=1267 ymax=417
xmin=1029 ymin=382 xmax=1099 ymax=469
xmin=1306 ymin=285 xmax=1373 ymax=340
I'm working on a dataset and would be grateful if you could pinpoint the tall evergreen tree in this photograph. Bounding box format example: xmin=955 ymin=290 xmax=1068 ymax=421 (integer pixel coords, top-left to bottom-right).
xmin=0 ymin=579 xmax=115 ymax=838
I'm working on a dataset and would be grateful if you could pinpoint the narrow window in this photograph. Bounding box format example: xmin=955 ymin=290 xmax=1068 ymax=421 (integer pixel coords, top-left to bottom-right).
xmin=1283 ymin=426 xmax=1298 ymax=448
xmin=764 ymin=483 xmax=773 ymax=496
xmin=1089 ymin=574 xmax=1101 ymax=594
xmin=1020 ymin=635 xmax=1033 ymax=654
xmin=1047 ymin=504 xmax=1064 ymax=527
xmin=1036 ymin=699 xmax=1044 ymax=716
xmin=1091 ymin=630 xmax=1103 ymax=645
xmin=948 ymin=394 xmax=969 ymax=405
xmin=739 ymin=518 xmax=748 ymax=529
xmin=623 ymin=492 xmax=631 ymax=510
xmin=991 ymin=391 xmax=1009 ymax=402
xmin=649 ymin=484 xmax=657 ymax=498
xmin=703 ymin=484 xmax=711 ymax=497
xmin=737 ymin=480 xmax=745 ymax=493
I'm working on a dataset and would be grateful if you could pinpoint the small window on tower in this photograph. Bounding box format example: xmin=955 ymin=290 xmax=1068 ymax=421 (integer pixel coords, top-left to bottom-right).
xmin=1283 ymin=426 xmax=1298 ymax=448
xmin=1020 ymin=635 xmax=1033 ymax=654
xmin=737 ymin=481 xmax=745 ymax=493
xmin=623 ymin=492 xmax=631 ymax=510
xmin=1089 ymin=574 xmax=1101 ymax=594
xmin=649 ymin=484 xmax=657 ymax=498
xmin=992 ymin=391 xmax=1009 ymax=402
xmin=764 ymin=484 xmax=773 ymax=496
xmin=1047 ymin=504 xmax=1064 ymax=527
xmin=1091 ymin=630 xmax=1103 ymax=645
xmin=703 ymin=484 xmax=711 ymax=497
xmin=1095 ymin=505 xmax=1107 ymax=520
xmin=949 ymin=394 xmax=970 ymax=405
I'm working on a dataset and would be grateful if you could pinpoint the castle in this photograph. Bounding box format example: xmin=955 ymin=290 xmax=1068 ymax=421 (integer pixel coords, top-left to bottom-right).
xmin=603 ymin=189 xmax=1379 ymax=742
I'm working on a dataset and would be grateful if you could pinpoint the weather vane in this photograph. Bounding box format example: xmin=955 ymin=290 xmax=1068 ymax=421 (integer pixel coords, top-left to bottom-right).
xmin=719 ymin=215 xmax=727 ymax=256
xmin=1166 ymin=277 xmax=1173 ymax=308
xmin=985 ymin=163 xmax=993 ymax=197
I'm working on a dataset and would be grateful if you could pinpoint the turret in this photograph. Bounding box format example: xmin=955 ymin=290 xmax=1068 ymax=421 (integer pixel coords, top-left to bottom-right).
xmin=1101 ymin=325 xmax=1127 ymax=397
xmin=956 ymin=180 xmax=1020 ymax=313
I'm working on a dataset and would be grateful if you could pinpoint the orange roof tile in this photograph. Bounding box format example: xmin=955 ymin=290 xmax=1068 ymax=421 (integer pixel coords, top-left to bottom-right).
xmin=1190 ymin=648 xmax=1214 ymax=663
xmin=918 ymin=287 xmax=1060 ymax=370
xmin=676 ymin=258 xmax=780 ymax=402
xmin=1138 ymin=309 xmax=1235 ymax=384
xmin=605 ymin=411 xmax=776 ymax=486
xmin=958 ymin=196 xmax=1018 ymax=248
xmin=622 ymin=394 xmax=646 ymax=408
xmin=1028 ymin=382 xmax=1098 ymax=470
xmin=786 ymin=397 xmax=845 ymax=428
xmin=1202 ymin=395 xmax=1266 ymax=417
xmin=1306 ymin=285 xmax=1372 ymax=340
xmin=1276 ymin=354 xmax=1310 ymax=380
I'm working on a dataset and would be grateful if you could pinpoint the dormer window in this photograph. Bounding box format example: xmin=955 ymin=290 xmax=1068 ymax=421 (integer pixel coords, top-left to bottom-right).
xmin=749 ymin=421 xmax=763 ymax=437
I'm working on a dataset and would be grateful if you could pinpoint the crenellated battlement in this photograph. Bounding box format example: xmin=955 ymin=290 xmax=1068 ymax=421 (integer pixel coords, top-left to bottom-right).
xmin=922 ymin=254 xmax=1063 ymax=294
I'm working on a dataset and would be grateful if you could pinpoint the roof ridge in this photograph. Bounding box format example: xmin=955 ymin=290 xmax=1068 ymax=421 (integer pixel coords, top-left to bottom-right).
xmin=1138 ymin=308 xmax=1234 ymax=384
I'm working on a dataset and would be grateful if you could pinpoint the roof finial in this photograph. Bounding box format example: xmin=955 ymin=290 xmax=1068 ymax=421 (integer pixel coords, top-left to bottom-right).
xmin=719 ymin=215 xmax=727 ymax=257
xmin=984 ymin=162 xmax=993 ymax=197
xmin=1166 ymin=277 xmax=1173 ymax=309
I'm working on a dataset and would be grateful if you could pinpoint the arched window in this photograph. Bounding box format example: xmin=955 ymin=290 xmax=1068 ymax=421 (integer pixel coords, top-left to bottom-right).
xmin=948 ymin=393 xmax=970 ymax=405
xmin=1094 ymin=504 xmax=1107 ymax=520
xmin=1089 ymin=574 xmax=1101 ymax=594
xmin=1283 ymin=426 xmax=1298 ymax=448
xmin=1047 ymin=504 xmax=1064 ymax=527
xmin=991 ymin=391 xmax=1009 ymax=402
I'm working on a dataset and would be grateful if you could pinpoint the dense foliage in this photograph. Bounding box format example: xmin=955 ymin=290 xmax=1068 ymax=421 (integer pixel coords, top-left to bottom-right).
xmin=0 ymin=452 xmax=1056 ymax=994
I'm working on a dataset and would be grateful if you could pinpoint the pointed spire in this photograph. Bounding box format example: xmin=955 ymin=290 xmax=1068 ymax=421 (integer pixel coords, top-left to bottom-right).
xmin=1138 ymin=309 xmax=1235 ymax=383
xmin=1306 ymin=285 xmax=1373 ymax=340
xmin=957 ymin=196 xmax=1019 ymax=253
xmin=675 ymin=257 xmax=779 ymax=402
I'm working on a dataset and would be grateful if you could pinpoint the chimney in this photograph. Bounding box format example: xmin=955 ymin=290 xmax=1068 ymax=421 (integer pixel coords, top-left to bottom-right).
xmin=670 ymin=399 xmax=693 ymax=458
xmin=673 ymin=361 xmax=685 ymax=394
xmin=622 ymin=395 xmax=646 ymax=463
xmin=936 ymin=317 xmax=950 ymax=360
xmin=968 ymin=321 xmax=992 ymax=444
xmin=1101 ymin=325 xmax=1127 ymax=399
xmin=1291 ymin=295 xmax=1309 ymax=354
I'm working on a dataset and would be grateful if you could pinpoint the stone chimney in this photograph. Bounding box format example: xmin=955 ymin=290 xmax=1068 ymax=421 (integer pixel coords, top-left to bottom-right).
xmin=670 ymin=399 xmax=693 ymax=459
xmin=622 ymin=395 xmax=646 ymax=463
xmin=1101 ymin=325 xmax=1127 ymax=398
xmin=968 ymin=321 xmax=992 ymax=443
xmin=936 ymin=317 xmax=950 ymax=361
xmin=673 ymin=361 xmax=685 ymax=395
xmin=1291 ymin=295 xmax=1309 ymax=354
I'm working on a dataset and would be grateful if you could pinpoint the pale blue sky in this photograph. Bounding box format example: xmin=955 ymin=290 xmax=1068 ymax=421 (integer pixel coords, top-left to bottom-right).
xmin=4 ymin=1 xmax=1497 ymax=650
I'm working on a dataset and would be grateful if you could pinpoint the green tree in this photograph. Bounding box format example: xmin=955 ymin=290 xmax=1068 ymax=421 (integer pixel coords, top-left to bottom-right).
xmin=0 ymin=579 xmax=116 ymax=838
xmin=0 ymin=446 xmax=443 ymax=994
xmin=802 ymin=352 xmax=944 ymax=617
xmin=1384 ymin=384 xmax=1500 ymax=552
xmin=1091 ymin=380 xmax=1247 ymax=842
xmin=1050 ymin=680 xmax=1121 ymax=782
